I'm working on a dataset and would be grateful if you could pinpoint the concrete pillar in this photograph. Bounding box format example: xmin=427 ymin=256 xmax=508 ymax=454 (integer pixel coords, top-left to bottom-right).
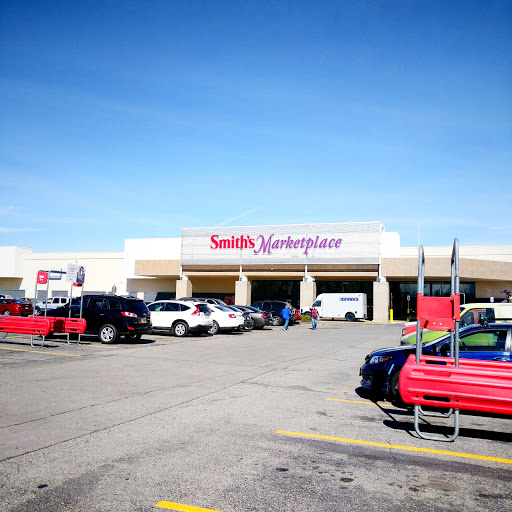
xmin=300 ymin=280 xmax=317 ymax=311
xmin=235 ymin=280 xmax=251 ymax=306
xmin=175 ymin=279 xmax=192 ymax=299
xmin=373 ymin=280 xmax=390 ymax=323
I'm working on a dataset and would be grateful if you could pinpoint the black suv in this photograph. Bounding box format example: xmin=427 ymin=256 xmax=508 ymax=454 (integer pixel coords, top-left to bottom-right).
xmin=40 ymin=294 xmax=152 ymax=343
xmin=252 ymin=300 xmax=296 ymax=326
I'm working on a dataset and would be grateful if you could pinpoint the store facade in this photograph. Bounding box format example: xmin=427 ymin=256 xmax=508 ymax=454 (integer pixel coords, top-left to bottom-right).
xmin=1 ymin=221 xmax=511 ymax=322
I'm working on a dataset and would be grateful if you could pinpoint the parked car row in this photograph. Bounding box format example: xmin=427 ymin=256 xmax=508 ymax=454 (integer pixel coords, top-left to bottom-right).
xmin=147 ymin=300 xmax=272 ymax=337
xmin=28 ymin=294 xmax=296 ymax=344
xmin=252 ymin=300 xmax=299 ymax=326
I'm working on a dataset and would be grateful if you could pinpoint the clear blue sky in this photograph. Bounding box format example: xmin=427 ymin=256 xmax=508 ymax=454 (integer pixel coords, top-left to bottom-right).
xmin=1 ymin=0 xmax=511 ymax=252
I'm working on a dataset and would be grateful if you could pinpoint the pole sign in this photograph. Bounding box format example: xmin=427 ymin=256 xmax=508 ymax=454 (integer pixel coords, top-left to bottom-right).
xmin=48 ymin=271 xmax=62 ymax=280
xmin=37 ymin=271 xmax=48 ymax=285
xmin=66 ymin=264 xmax=86 ymax=284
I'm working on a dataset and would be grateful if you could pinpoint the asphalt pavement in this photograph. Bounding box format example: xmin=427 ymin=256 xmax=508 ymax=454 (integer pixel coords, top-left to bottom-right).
xmin=0 ymin=320 xmax=510 ymax=512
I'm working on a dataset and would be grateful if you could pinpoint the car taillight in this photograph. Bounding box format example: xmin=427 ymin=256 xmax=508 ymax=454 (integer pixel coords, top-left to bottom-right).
xmin=192 ymin=306 xmax=200 ymax=315
xmin=228 ymin=314 xmax=236 ymax=318
xmin=261 ymin=313 xmax=266 ymax=318
xmin=122 ymin=311 xmax=137 ymax=318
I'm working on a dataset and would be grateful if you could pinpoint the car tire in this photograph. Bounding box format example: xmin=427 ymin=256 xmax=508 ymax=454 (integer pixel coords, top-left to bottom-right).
xmin=99 ymin=324 xmax=118 ymax=344
xmin=125 ymin=333 xmax=142 ymax=342
xmin=246 ymin=318 xmax=255 ymax=330
xmin=388 ymin=371 xmax=404 ymax=405
xmin=2 ymin=310 xmax=11 ymax=316
xmin=173 ymin=321 xmax=188 ymax=338
xmin=208 ymin=321 xmax=219 ymax=335
xmin=345 ymin=312 xmax=356 ymax=322
xmin=271 ymin=316 xmax=282 ymax=326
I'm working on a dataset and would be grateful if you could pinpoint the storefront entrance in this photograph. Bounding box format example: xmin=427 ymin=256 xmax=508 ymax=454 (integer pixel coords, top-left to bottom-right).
xmin=389 ymin=281 xmax=476 ymax=320
xmin=251 ymin=280 xmax=301 ymax=307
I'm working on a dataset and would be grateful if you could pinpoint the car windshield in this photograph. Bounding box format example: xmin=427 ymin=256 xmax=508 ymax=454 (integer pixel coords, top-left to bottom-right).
xmin=214 ymin=306 xmax=231 ymax=312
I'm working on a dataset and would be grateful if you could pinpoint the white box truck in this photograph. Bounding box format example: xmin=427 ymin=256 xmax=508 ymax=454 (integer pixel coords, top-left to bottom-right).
xmin=302 ymin=293 xmax=367 ymax=321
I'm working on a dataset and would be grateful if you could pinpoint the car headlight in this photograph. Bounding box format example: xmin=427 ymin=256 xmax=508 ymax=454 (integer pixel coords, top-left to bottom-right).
xmin=369 ymin=355 xmax=391 ymax=365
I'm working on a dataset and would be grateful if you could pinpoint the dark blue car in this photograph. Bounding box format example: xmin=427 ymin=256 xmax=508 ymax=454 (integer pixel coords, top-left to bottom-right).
xmin=360 ymin=323 xmax=512 ymax=403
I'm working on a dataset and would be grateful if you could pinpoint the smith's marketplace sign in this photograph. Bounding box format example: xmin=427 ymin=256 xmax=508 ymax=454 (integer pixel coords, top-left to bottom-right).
xmin=181 ymin=222 xmax=382 ymax=266
xmin=210 ymin=234 xmax=342 ymax=256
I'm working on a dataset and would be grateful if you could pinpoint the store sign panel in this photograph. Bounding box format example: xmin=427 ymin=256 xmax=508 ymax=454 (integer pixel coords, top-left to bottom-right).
xmin=181 ymin=222 xmax=382 ymax=265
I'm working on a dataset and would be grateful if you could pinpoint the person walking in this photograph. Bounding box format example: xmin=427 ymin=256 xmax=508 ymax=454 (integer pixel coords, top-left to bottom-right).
xmin=281 ymin=306 xmax=291 ymax=331
xmin=310 ymin=306 xmax=318 ymax=330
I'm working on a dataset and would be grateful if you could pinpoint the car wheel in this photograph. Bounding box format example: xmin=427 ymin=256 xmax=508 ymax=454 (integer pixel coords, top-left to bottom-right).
xmin=271 ymin=316 xmax=282 ymax=326
xmin=173 ymin=321 xmax=188 ymax=338
xmin=345 ymin=312 xmax=355 ymax=322
xmin=246 ymin=318 xmax=255 ymax=330
xmin=208 ymin=321 xmax=219 ymax=335
xmin=388 ymin=371 xmax=404 ymax=405
xmin=2 ymin=310 xmax=11 ymax=316
xmin=125 ymin=333 xmax=142 ymax=342
xmin=99 ymin=324 xmax=118 ymax=344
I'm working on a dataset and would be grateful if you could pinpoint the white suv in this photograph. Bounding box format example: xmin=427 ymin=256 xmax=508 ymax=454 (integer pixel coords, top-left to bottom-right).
xmin=147 ymin=300 xmax=212 ymax=337
xmin=35 ymin=297 xmax=70 ymax=311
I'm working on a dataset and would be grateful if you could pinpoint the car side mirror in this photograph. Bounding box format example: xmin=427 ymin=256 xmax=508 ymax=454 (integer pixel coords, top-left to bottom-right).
xmin=479 ymin=318 xmax=489 ymax=329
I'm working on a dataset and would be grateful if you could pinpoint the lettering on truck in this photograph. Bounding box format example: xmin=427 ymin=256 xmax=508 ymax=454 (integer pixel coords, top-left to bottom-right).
xmin=340 ymin=298 xmax=358 ymax=301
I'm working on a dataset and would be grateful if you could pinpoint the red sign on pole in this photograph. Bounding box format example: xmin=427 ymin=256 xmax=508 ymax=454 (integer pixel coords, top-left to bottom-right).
xmin=37 ymin=271 xmax=48 ymax=285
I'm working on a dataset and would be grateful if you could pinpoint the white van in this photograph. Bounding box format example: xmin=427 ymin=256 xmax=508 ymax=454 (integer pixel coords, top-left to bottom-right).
xmin=302 ymin=293 xmax=367 ymax=321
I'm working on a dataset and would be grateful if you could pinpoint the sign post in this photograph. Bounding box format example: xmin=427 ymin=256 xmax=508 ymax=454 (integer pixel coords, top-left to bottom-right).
xmin=66 ymin=264 xmax=86 ymax=344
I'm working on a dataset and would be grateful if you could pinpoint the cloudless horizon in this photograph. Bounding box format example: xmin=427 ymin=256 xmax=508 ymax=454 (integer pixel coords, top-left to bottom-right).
xmin=1 ymin=0 xmax=511 ymax=253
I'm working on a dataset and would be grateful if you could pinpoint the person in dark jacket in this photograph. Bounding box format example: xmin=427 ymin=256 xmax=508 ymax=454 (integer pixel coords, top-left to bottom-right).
xmin=281 ymin=307 xmax=291 ymax=331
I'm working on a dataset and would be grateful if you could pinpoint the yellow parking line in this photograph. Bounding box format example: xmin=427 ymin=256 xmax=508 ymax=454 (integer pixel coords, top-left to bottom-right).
xmin=156 ymin=502 xmax=223 ymax=512
xmin=275 ymin=431 xmax=512 ymax=465
xmin=0 ymin=347 xmax=81 ymax=357
xmin=326 ymin=398 xmax=396 ymax=408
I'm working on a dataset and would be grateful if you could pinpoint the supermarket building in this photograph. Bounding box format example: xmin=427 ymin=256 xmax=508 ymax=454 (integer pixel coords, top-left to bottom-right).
xmin=1 ymin=221 xmax=511 ymax=322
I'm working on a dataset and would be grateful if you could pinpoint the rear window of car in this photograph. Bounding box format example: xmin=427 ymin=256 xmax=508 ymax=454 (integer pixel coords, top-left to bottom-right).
xmin=109 ymin=299 xmax=122 ymax=310
xmin=126 ymin=300 xmax=149 ymax=316
xmin=197 ymin=305 xmax=210 ymax=314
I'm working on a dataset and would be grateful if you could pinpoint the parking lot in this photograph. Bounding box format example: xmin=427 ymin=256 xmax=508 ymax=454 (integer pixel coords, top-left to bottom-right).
xmin=0 ymin=321 xmax=510 ymax=512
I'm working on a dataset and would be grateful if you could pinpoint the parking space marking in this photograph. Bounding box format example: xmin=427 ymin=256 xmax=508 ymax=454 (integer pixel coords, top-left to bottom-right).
xmin=326 ymin=397 xmax=396 ymax=408
xmin=275 ymin=431 xmax=512 ymax=465
xmin=0 ymin=347 xmax=82 ymax=357
xmin=155 ymin=501 xmax=223 ymax=512
xmin=68 ymin=343 xmax=126 ymax=349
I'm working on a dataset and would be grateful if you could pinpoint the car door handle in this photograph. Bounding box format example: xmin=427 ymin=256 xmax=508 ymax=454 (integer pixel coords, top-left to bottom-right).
xmin=493 ymin=357 xmax=508 ymax=361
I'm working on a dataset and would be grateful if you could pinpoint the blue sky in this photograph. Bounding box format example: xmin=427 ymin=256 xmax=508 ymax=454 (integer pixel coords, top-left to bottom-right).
xmin=1 ymin=0 xmax=511 ymax=252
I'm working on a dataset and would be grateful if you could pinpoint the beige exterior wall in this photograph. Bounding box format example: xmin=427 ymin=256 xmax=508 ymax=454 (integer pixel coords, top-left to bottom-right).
xmin=0 ymin=278 xmax=23 ymax=291
xmin=382 ymin=257 xmax=512 ymax=281
xmin=127 ymin=278 xmax=176 ymax=294
xmin=176 ymin=279 xmax=193 ymax=299
xmin=373 ymin=281 xmax=390 ymax=323
xmin=191 ymin=277 xmax=238 ymax=294
xmin=476 ymin=281 xmax=512 ymax=300
xmin=135 ymin=259 xmax=180 ymax=277
xmin=300 ymin=280 xmax=317 ymax=310
xmin=21 ymin=251 xmax=126 ymax=298
xmin=235 ymin=280 xmax=252 ymax=305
